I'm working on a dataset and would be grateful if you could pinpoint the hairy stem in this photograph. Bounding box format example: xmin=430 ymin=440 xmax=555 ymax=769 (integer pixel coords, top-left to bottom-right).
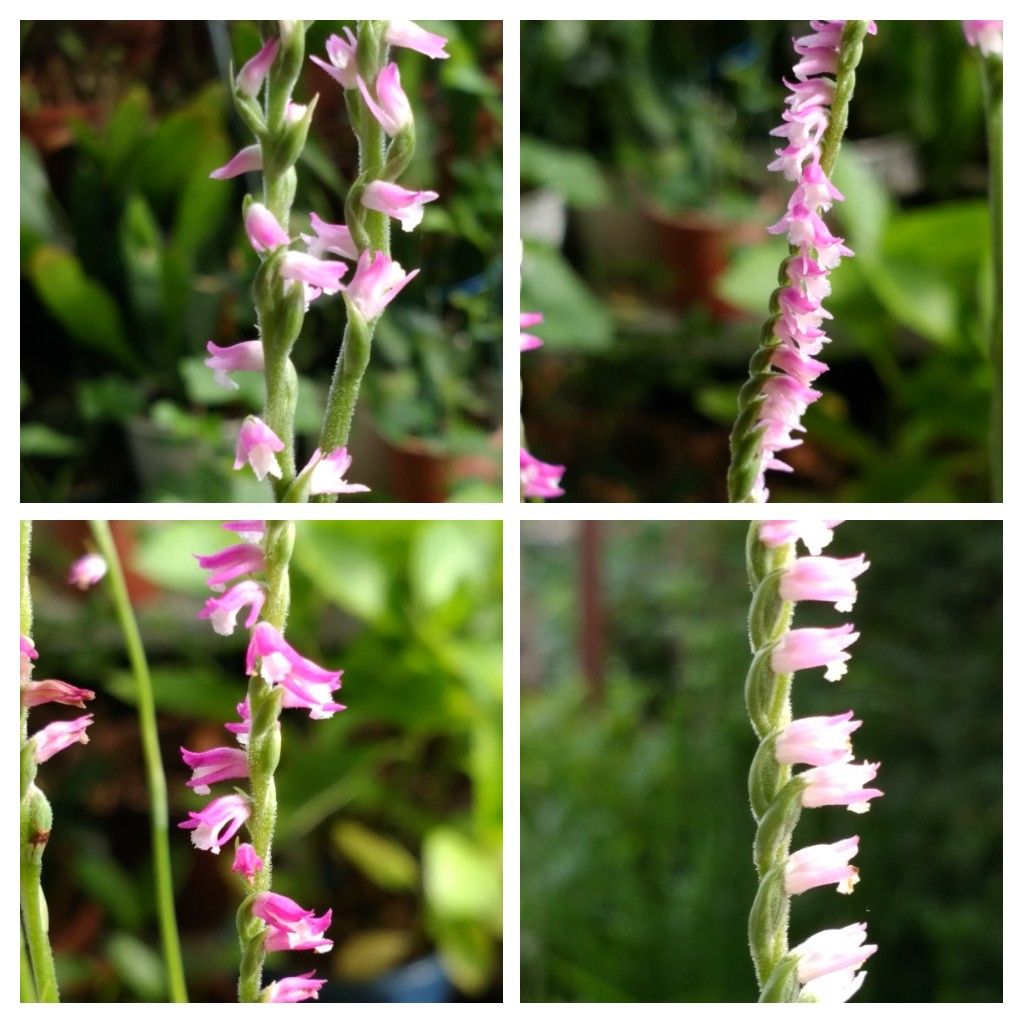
xmin=21 ymin=928 xmax=37 ymax=1002
xmin=981 ymin=54 xmax=1002 ymax=499
xmin=90 ymin=521 xmax=188 ymax=1003
xmin=237 ymin=519 xmax=294 ymax=1001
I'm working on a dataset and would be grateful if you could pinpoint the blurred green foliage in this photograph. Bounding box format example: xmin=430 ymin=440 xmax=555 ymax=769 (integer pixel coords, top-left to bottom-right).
xmin=28 ymin=519 xmax=501 ymax=1001
xmin=520 ymin=21 xmax=995 ymax=501
xmin=21 ymin=21 xmax=502 ymax=501
xmin=521 ymin=521 xmax=1001 ymax=1001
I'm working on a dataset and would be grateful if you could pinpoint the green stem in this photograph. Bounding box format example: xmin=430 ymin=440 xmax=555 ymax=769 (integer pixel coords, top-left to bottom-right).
xmin=89 ymin=522 xmax=188 ymax=1003
xmin=20 ymin=858 xmax=58 ymax=1002
xmin=237 ymin=520 xmax=294 ymax=1002
xmin=21 ymin=928 xmax=37 ymax=1002
xmin=726 ymin=22 xmax=871 ymax=503
xmin=981 ymin=54 xmax=1002 ymax=500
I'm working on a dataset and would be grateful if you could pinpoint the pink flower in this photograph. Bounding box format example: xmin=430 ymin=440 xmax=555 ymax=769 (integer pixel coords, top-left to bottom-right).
xmin=244 ymin=203 xmax=290 ymax=253
xmin=223 ymin=520 xmax=265 ymax=543
xmin=521 ymin=448 xmax=565 ymax=500
xmin=21 ymin=678 xmax=95 ymax=709
xmin=205 ymin=340 xmax=264 ymax=390
xmin=252 ymin=892 xmax=333 ymax=953
xmin=358 ymin=63 xmax=413 ymax=136
xmin=31 ymin=714 xmax=94 ymax=763
xmin=799 ymin=966 xmax=868 ymax=1003
xmin=384 ymin=20 xmax=450 ymax=59
xmin=758 ymin=520 xmax=843 ymax=556
xmin=280 ymin=251 xmax=348 ymax=297
xmin=194 ymin=543 xmax=266 ymax=591
xmin=285 ymin=101 xmax=306 ymax=125
xmin=67 ymin=553 xmax=107 ymax=590
xmin=21 ymin=635 xmax=39 ymax=661
xmin=262 ymin=971 xmax=326 ymax=1003
xmin=225 ymin=699 xmax=252 ymax=746
xmin=234 ymin=416 xmax=285 ymax=482
xmin=771 ymin=623 xmax=860 ymax=681
xmin=775 ymin=711 xmax=861 ymax=767
xmin=963 ymin=20 xmax=1002 ymax=57
xmin=198 ymin=580 xmax=266 ymax=636
xmin=178 ymin=793 xmax=251 ymax=853
xmin=361 ymin=180 xmax=439 ymax=232
xmin=344 ymin=250 xmax=419 ymax=320
xmin=800 ymin=761 xmax=884 ymax=814
xmin=785 ymin=836 xmax=860 ymax=895
xmin=209 ymin=144 xmax=263 ymax=181
xmin=310 ymin=29 xmax=359 ymax=89
xmin=245 ymin=622 xmax=345 ymax=720
xmin=301 ymin=212 xmax=358 ymax=261
xmin=520 ymin=311 xmax=544 ymax=351
xmin=180 ymin=746 xmax=249 ymax=795
xmin=232 ymin=843 xmax=264 ymax=885
xmin=303 ymin=447 xmax=371 ymax=496
xmin=779 ymin=555 xmax=869 ymax=612
xmin=236 ymin=38 xmax=280 ymax=97
xmin=792 ymin=922 xmax=877 ymax=985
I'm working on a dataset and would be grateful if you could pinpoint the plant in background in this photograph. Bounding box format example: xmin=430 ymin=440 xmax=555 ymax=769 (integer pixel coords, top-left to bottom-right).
xmin=208 ymin=21 xmax=448 ymax=502
xmin=520 ymin=306 xmax=565 ymax=500
xmin=727 ymin=22 xmax=875 ymax=503
xmin=962 ymin=20 xmax=1002 ymax=500
xmin=20 ymin=522 xmax=96 ymax=1002
xmin=188 ymin=520 xmax=344 ymax=1001
xmin=744 ymin=519 xmax=881 ymax=1002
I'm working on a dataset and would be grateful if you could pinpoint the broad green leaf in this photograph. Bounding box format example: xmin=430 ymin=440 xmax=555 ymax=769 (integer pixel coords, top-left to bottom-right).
xmin=20 ymin=139 xmax=61 ymax=260
xmin=332 ymin=820 xmax=419 ymax=891
xmin=520 ymin=136 xmax=611 ymax=208
xmin=409 ymin=520 xmax=497 ymax=609
xmin=20 ymin=424 xmax=82 ymax=457
xmin=831 ymin=142 xmax=892 ymax=259
xmin=431 ymin=919 xmax=495 ymax=995
xmin=106 ymin=665 xmax=243 ymax=720
xmin=422 ymin=826 xmax=501 ymax=928
xmin=105 ymin=933 xmax=165 ymax=1001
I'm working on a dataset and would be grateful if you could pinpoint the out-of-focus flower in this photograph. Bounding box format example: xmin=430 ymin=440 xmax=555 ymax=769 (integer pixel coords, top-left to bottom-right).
xmin=520 ymin=312 xmax=544 ymax=352
xmin=963 ymin=20 xmax=1003 ymax=57
xmin=205 ymin=340 xmax=264 ymax=390
xmin=521 ymin=448 xmax=565 ymax=499
xmin=384 ymin=20 xmax=450 ymax=59
xmin=67 ymin=553 xmax=107 ymax=590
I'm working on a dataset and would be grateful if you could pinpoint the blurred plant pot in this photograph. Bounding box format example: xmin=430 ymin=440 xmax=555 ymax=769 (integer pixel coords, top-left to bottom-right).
xmin=520 ymin=188 xmax=568 ymax=249
xmin=645 ymin=204 xmax=766 ymax=320
xmin=126 ymin=415 xmax=210 ymax=497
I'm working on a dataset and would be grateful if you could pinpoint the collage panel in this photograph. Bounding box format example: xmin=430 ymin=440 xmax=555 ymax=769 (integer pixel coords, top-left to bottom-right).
xmin=21 ymin=519 xmax=502 ymax=1001
xmin=21 ymin=20 xmax=502 ymax=504
xmin=521 ymin=519 xmax=1002 ymax=1001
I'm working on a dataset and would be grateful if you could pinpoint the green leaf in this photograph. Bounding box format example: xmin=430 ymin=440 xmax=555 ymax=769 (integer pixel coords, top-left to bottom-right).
xmin=422 ymin=826 xmax=501 ymax=928
xmin=831 ymin=142 xmax=892 ymax=260
xmin=26 ymin=245 xmax=137 ymax=369
xmin=714 ymin=241 xmax=779 ymax=315
xmin=20 ymin=423 xmax=83 ymax=457
xmin=332 ymin=820 xmax=419 ymax=891
xmin=76 ymin=375 xmax=146 ymax=424
xmin=106 ymin=665 xmax=243 ymax=720
xmin=520 ymin=136 xmax=611 ymax=208
xmin=409 ymin=520 xmax=497 ymax=609
xmin=105 ymin=933 xmax=165 ymax=1001
xmin=431 ymin=919 xmax=495 ymax=995
xmin=20 ymin=139 xmax=61 ymax=260
xmin=75 ymin=855 xmax=144 ymax=930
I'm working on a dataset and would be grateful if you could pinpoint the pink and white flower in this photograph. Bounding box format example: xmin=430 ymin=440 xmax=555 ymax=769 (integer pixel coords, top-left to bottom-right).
xmin=310 ymin=29 xmax=359 ymax=90
xmin=775 ymin=711 xmax=861 ymax=767
xmin=232 ymin=843 xmax=264 ymax=885
xmin=963 ymin=20 xmax=1002 ymax=57
xmin=800 ymin=760 xmax=883 ymax=814
xmin=520 ymin=312 xmax=544 ymax=352
xmin=280 ymin=251 xmax=348 ymax=298
xmin=361 ymin=180 xmax=439 ymax=232
xmin=236 ymin=38 xmax=279 ymax=98
xmin=771 ymin=623 xmax=860 ymax=681
xmin=792 ymin=922 xmax=877 ymax=985
xmin=67 ymin=553 xmax=107 ymax=590
xmin=785 ymin=836 xmax=860 ymax=895
xmin=225 ymin=699 xmax=253 ymax=746
xmin=521 ymin=448 xmax=565 ymax=500
xmin=345 ymin=251 xmax=419 ymax=320
xmin=234 ymin=416 xmax=285 ymax=482
xmin=244 ymin=203 xmax=290 ymax=253
xmin=198 ymin=580 xmax=266 ymax=636
xmin=205 ymin=340 xmax=264 ymax=390
xmin=384 ymin=20 xmax=450 ymax=60
xmin=800 ymin=965 xmax=869 ymax=1003
xmin=252 ymin=892 xmax=333 ymax=953
xmin=759 ymin=520 xmax=843 ymax=556
xmin=194 ymin=543 xmax=266 ymax=592
xmin=262 ymin=971 xmax=326 ymax=1003
xmin=223 ymin=521 xmax=265 ymax=543
xmin=301 ymin=213 xmax=358 ymax=261
xmin=22 ymin=678 xmax=95 ymax=709
xmin=779 ymin=555 xmax=869 ymax=612
xmin=178 ymin=793 xmax=251 ymax=853
xmin=180 ymin=746 xmax=249 ymax=795
xmin=209 ymin=144 xmax=263 ymax=181
xmin=31 ymin=714 xmax=94 ymax=763
xmin=358 ymin=63 xmax=413 ymax=136
xmin=303 ymin=447 xmax=371 ymax=497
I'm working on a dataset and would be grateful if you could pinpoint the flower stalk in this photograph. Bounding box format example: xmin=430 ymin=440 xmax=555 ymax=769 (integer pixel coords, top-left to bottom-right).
xmin=90 ymin=521 xmax=188 ymax=1002
xmin=981 ymin=51 xmax=1002 ymax=500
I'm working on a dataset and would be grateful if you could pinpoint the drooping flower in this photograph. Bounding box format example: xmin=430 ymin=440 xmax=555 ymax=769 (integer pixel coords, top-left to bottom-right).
xmin=384 ymin=20 xmax=450 ymax=60
xmin=759 ymin=520 xmax=843 ymax=556
xmin=21 ymin=678 xmax=96 ymax=709
xmin=232 ymin=843 xmax=264 ymax=885
xmin=209 ymin=144 xmax=263 ymax=181
xmin=194 ymin=543 xmax=266 ymax=592
xmin=236 ymin=38 xmax=280 ymax=98
xmin=310 ymin=29 xmax=359 ymax=90
xmin=31 ymin=714 xmax=94 ymax=763
xmin=301 ymin=213 xmax=358 ymax=261
xmin=344 ymin=250 xmax=419 ymax=320
xmin=361 ymin=180 xmax=439 ymax=232
xmin=253 ymin=892 xmax=333 ymax=953
xmin=198 ymin=580 xmax=266 ymax=636
xmin=357 ymin=63 xmax=413 ymax=136
xmin=244 ymin=203 xmax=290 ymax=253
xmin=180 ymin=746 xmax=249 ymax=795
xmin=791 ymin=923 xmax=877 ymax=986
xmin=178 ymin=793 xmax=251 ymax=854
xmin=800 ymin=760 xmax=883 ymax=814
xmin=223 ymin=521 xmax=265 ymax=543
xmin=262 ymin=971 xmax=326 ymax=1003
xmin=280 ymin=251 xmax=348 ymax=297
xmin=520 ymin=312 xmax=544 ymax=352
xmin=205 ymin=340 xmax=264 ymax=390
xmin=775 ymin=711 xmax=861 ymax=767
xmin=771 ymin=623 xmax=860 ymax=681
xmin=779 ymin=555 xmax=870 ymax=612
xmin=303 ymin=447 xmax=371 ymax=497
xmin=245 ymin=623 xmax=345 ymax=719
xmin=520 ymin=448 xmax=565 ymax=500
xmin=224 ymin=699 xmax=253 ymax=746
xmin=67 ymin=553 xmax=107 ymax=590
xmin=785 ymin=836 xmax=860 ymax=895
xmin=234 ymin=416 xmax=285 ymax=482
xmin=963 ymin=20 xmax=1003 ymax=57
